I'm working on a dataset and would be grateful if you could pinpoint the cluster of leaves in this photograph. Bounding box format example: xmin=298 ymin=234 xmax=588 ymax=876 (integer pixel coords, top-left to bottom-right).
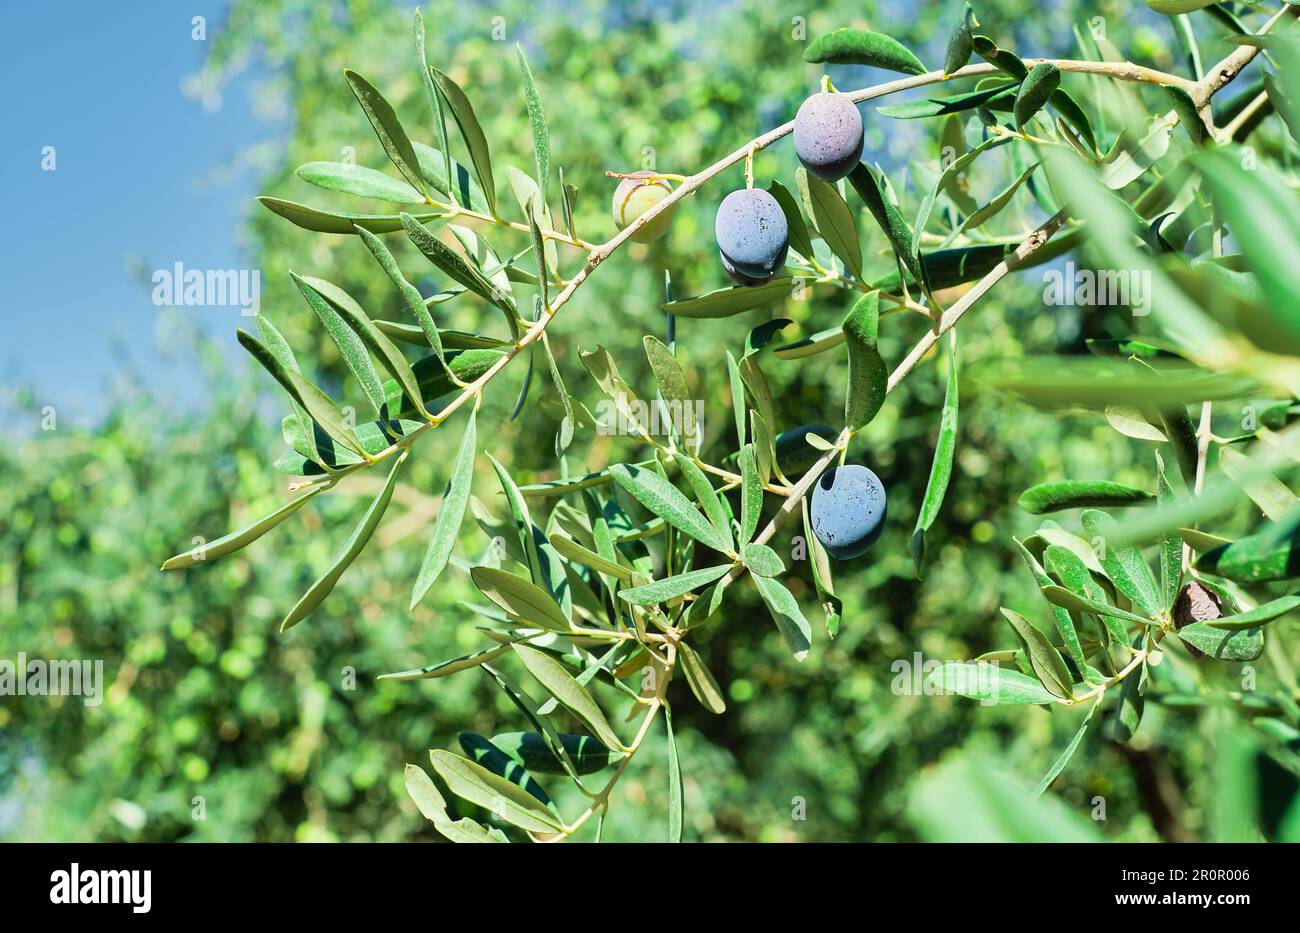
xmin=908 ymin=2 xmax=1300 ymax=802
xmin=155 ymin=0 xmax=1300 ymax=842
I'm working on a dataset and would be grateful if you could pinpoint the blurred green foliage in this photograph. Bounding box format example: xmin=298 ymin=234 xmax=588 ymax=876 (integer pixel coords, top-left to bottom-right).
xmin=3 ymin=0 xmax=1296 ymax=842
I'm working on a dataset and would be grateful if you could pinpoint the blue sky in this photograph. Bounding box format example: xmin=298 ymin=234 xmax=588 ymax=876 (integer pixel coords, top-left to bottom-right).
xmin=0 ymin=2 xmax=278 ymax=429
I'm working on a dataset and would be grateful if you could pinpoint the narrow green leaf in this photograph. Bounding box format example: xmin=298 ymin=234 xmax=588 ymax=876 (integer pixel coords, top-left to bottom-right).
xmin=1033 ymin=697 xmax=1100 ymax=797
xmin=281 ymin=452 xmax=404 ymax=631
xmin=1001 ymin=607 xmax=1074 ymax=699
xmin=412 ymin=143 xmax=490 ymax=214
xmin=944 ymin=3 xmax=977 ymax=75
xmin=742 ymin=542 xmax=785 ymax=577
xmin=471 ymin=566 xmax=569 ymax=631
xmin=379 ymin=645 xmax=509 ymax=681
xmin=847 ymin=162 xmax=919 ymax=280
xmin=643 ymin=336 xmax=701 ymax=452
xmin=1014 ymin=63 xmax=1061 ymax=129
xmin=665 ymin=706 xmax=683 ymax=842
xmin=402 ymin=212 xmax=514 ymax=322
xmin=291 ymin=272 xmax=386 ymax=415
xmin=1040 ymin=584 xmax=1155 ymax=626
xmin=404 ymin=763 xmax=501 ymax=843
xmin=618 ymin=564 xmax=732 ymax=605
xmin=661 ymin=277 xmax=795 ymax=318
xmin=1019 ymin=480 xmax=1156 ymax=514
xmin=1112 ymin=644 xmax=1145 ymax=743
xmin=677 ymin=642 xmax=726 ymax=714
xmin=550 ymin=534 xmax=632 ymax=582
xmin=752 ymin=574 xmax=812 ymax=661
xmin=797 ymin=168 xmax=861 ymax=279
xmin=912 ymin=334 xmax=958 ymax=577
xmin=481 ymin=731 xmax=619 ymax=776
xmin=1044 ymin=544 xmax=1127 ymax=644
xmin=673 ymin=455 xmax=733 ymax=553
xmin=1083 ymin=509 xmax=1162 ymax=617
xmin=296 ymin=162 xmax=424 ymax=203
xmin=257 ymin=196 xmax=443 ymax=234
xmin=739 ymin=444 xmax=762 ymax=547
xmin=1156 ymin=453 xmax=1183 ymax=610
xmin=516 ymin=45 xmax=550 ymax=203
xmin=877 ymin=84 xmax=1015 ymax=119
xmin=297 ymin=275 xmax=429 ymax=420
xmin=162 ymin=485 xmax=325 ymax=570
xmin=512 ymin=644 xmax=624 ymax=751
xmin=1220 ymin=446 xmax=1298 ymax=521
xmin=804 ymin=28 xmax=926 ymax=75
xmin=1178 ymin=622 xmax=1264 ymax=661
xmin=410 ymin=411 xmax=476 ymax=608
xmin=357 ymin=224 xmax=448 ymax=364
xmin=429 ymin=66 xmax=497 ymax=216
xmin=609 ymin=463 xmax=730 ymax=553
xmin=842 ymin=291 xmax=886 ymax=431
xmin=1205 ymin=594 xmax=1300 ymax=631
xmin=1196 ymin=521 xmax=1300 ymax=583
xmin=429 ymin=749 xmax=561 ymax=833
xmin=1014 ymin=540 xmax=1095 ymax=683
xmin=237 ymin=325 xmax=365 ymax=455
xmin=726 ymin=351 xmax=747 ymax=449
xmin=927 ymin=661 xmax=1060 ymax=705
xmin=413 ymin=10 xmax=454 ymax=208
xmin=344 ymin=69 xmax=428 ymax=197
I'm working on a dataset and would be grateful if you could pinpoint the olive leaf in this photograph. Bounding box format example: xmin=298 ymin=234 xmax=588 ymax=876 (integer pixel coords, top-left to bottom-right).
xmin=1000 ymin=607 xmax=1073 ymax=700
xmin=429 ymin=749 xmax=562 ymax=833
xmin=428 ymin=66 xmax=498 ymax=216
xmin=411 ymin=411 xmax=477 ymax=608
xmin=296 ymin=162 xmax=424 ymax=203
xmin=1196 ymin=521 xmax=1300 ymax=583
xmin=162 ymin=485 xmax=326 ymax=571
xmin=281 ymin=452 xmax=406 ymax=631
xmin=609 ymin=463 xmax=731 ymax=554
xmin=752 ymin=574 xmax=812 ymax=661
xmin=804 ymin=28 xmax=925 ymax=75
xmin=618 ymin=564 xmax=732 ymax=605
xmin=665 ymin=706 xmax=684 ymax=842
xmin=1018 ymin=480 xmax=1155 ymax=514
xmin=515 ymin=45 xmax=551 ymax=204
xmin=944 ymin=3 xmax=978 ymax=76
xmin=512 ymin=644 xmax=624 ymax=751
xmin=927 ymin=662 xmax=1060 ymax=705
xmin=797 ymin=168 xmax=862 ymax=278
xmin=1082 ymin=509 xmax=1163 ymax=618
xmin=847 ymin=163 xmax=919 ymax=281
xmin=237 ymin=324 xmax=365 ymax=456
xmin=344 ymin=69 xmax=429 ymax=198
xmin=1014 ymin=63 xmax=1061 ymax=129
xmin=677 ymin=641 xmax=726 ymax=714
xmin=842 ymin=290 xmax=887 ymax=431
xmin=257 ymin=196 xmax=444 ymax=234
xmin=912 ymin=333 xmax=958 ymax=577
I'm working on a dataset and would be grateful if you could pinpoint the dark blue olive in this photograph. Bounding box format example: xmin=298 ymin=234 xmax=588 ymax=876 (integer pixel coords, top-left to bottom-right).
xmin=809 ymin=464 xmax=887 ymax=559
xmin=715 ymin=188 xmax=789 ymax=286
xmin=793 ymin=92 xmax=865 ymax=183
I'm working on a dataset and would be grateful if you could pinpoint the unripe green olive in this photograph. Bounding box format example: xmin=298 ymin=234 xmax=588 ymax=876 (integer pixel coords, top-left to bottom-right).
xmin=611 ymin=171 xmax=677 ymax=243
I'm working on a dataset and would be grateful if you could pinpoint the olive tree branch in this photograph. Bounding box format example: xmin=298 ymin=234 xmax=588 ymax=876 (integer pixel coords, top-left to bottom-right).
xmin=303 ymin=54 xmax=1213 ymax=493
